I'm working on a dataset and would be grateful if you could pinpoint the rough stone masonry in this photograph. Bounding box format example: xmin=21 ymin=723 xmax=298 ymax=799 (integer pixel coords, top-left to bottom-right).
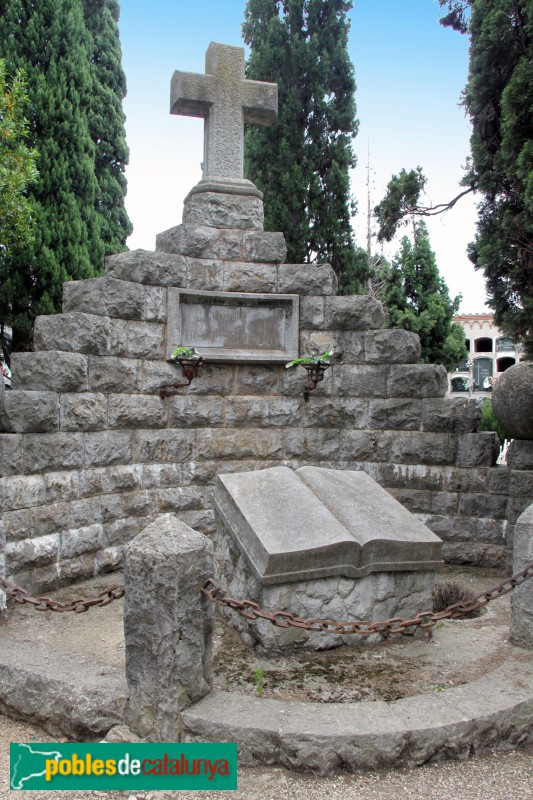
xmin=1 ymin=42 xmax=533 ymax=600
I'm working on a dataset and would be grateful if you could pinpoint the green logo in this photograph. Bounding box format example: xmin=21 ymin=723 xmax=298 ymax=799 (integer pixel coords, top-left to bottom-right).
xmin=10 ymin=743 xmax=237 ymax=790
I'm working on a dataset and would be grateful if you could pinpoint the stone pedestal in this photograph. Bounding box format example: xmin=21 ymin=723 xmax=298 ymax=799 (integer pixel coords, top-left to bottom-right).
xmin=213 ymin=466 xmax=442 ymax=652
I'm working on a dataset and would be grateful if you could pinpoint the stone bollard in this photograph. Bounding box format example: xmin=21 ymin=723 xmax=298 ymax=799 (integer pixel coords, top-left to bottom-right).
xmin=124 ymin=513 xmax=214 ymax=741
xmin=511 ymin=502 xmax=533 ymax=649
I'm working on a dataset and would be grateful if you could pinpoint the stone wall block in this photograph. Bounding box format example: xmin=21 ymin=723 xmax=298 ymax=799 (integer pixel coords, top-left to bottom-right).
xmin=34 ymin=313 xmax=110 ymax=355
xmin=299 ymin=398 xmax=368 ymax=429
xmin=458 ymin=493 xmax=508 ymax=519
xmin=301 ymin=331 xmax=365 ymax=364
xmin=141 ymin=463 xmax=182 ymax=489
xmin=124 ymin=514 xmax=214 ymax=741
xmin=364 ymin=329 xmax=421 ymax=364
xmin=29 ymin=503 xmax=69 ymax=537
xmin=222 ymin=263 xmax=277 ymax=293
xmin=156 ymin=224 xmax=242 ymax=261
xmin=368 ymin=399 xmax=423 ymax=431
xmin=63 ymin=277 xmax=145 ymax=320
xmin=225 ymin=397 xmax=299 ymax=429
xmin=105 ymin=515 xmax=155 ymax=547
xmin=68 ymin=497 xmax=103 ymax=528
xmin=389 ymin=364 xmax=448 ymax=399
xmin=186 ymin=258 xmax=224 ymax=291
xmin=281 ymin=364 xmax=333 ymax=398
xmin=0 ymin=434 xmax=23 ymax=476
xmin=507 ymin=496 xmax=533 ymax=527
xmin=144 ymin=286 xmax=167 ymax=322
xmin=119 ymin=489 xmax=155 ymax=518
xmin=77 ymin=465 xmax=140 ymax=498
xmin=508 ymin=471 xmax=533 ymax=497
xmin=431 ymin=491 xmax=459 ymax=515
xmin=100 ymin=493 xmax=124 ymax=522
xmin=442 ymin=541 xmax=506 ymax=569
xmin=324 ymin=296 xmax=386 ymax=331
xmin=299 ymin=297 xmax=326 ymax=329
xmin=196 ymin=429 xmax=282 ymax=460
xmin=22 ymin=433 xmax=85 ymax=474
xmin=109 ymin=320 xmax=166 ymax=360
xmin=507 ymin=441 xmax=533 ymax=471
xmin=186 ymin=364 xmax=235 ymax=396
xmin=277 ymin=264 xmax=337 ymax=295
xmin=242 ymin=231 xmax=287 ymax=264
xmin=60 ymin=523 xmax=105 ymax=560
xmin=332 ymin=365 xmax=389 ymax=398
xmin=8 ymin=561 xmax=61 ymax=594
xmin=386 ymin=488 xmax=433 ymax=514
xmin=511 ymin=503 xmax=533 ymax=648
xmin=60 ymin=394 xmax=107 ymax=432
xmin=105 ymin=250 xmax=189 ymax=286
xmin=339 ymin=430 xmax=381 ymax=461
xmin=488 ymin=467 xmax=510 ymax=494
xmin=390 ymin=432 xmax=457 ymax=466
xmin=139 ymin=361 xmax=185 ymax=394
xmin=88 ymin=356 xmax=142 ymax=393
xmin=0 ymin=520 xmax=5 ymax=615
xmin=156 ymin=486 xmax=205 ymax=513
xmin=134 ymin=430 xmax=195 ymax=463
xmin=178 ymin=510 xmax=217 ymax=535
xmin=107 ymin=394 xmax=167 ymax=429
xmin=0 ymin=391 xmax=60 ymax=433
xmin=284 ymin=428 xmax=343 ymax=460
xmin=422 ymin=398 xmax=482 ymax=433
xmin=3 ymin=509 xmax=30 ymax=543
xmin=183 ymin=191 xmax=264 ymax=230
xmin=6 ymin=533 xmax=59 ymax=572
xmin=456 ymin=432 xmax=500 ymax=467
xmin=57 ymin=552 xmax=102 ymax=587
xmin=166 ymin=397 xmax=225 ymax=428
xmin=11 ymin=352 xmax=88 ymax=392
xmin=233 ymin=365 xmax=281 ymax=395
xmin=83 ymin=431 xmax=132 ymax=469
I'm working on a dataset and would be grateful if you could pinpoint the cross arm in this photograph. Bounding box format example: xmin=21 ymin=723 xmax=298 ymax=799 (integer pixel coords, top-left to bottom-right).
xmin=170 ymin=70 xmax=216 ymax=118
xmin=242 ymin=80 xmax=278 ymax=126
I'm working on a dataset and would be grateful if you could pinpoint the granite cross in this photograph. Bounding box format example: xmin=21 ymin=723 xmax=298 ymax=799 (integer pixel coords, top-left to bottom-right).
xmin=170 ymin=42 xmax=278 ymax=184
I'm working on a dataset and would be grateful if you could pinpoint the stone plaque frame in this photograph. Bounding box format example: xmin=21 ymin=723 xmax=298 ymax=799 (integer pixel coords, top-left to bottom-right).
xmin=167 ymin=288 xmax=299 ymax=363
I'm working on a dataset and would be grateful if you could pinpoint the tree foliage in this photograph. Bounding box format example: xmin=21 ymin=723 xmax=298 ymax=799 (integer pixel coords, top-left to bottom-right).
xmin=0 ymin=0 xmax=131 ymax=353
xmin=375 ymin=0 xmax=533 ymax=358
xmin=242 ymin=0 xmax=371 ymax=293
xmin=380 ymin=220 xmax=467 ymax=370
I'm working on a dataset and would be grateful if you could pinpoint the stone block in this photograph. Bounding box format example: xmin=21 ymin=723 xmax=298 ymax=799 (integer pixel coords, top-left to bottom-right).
xmin=118 ymin=489 xmax=153 ymax=517
xmin=3 ymin=509 xmax=31 ymax=542
xmin=62 ymin=277 xmax=145 ymax=320
xmin=29 ymin=503 xmax=69 ymax=537
xmin=488 ymin=467 xmax=510 ymax=494
xmin=339 ymin=431 xmax=382 ymax=461
xmin=364 ymin=329 xmax=421 ymax=364
xmin=298 ymin=330 xmax=365 ymax=364
xmin=511 ymin=503 xmax=533 ymax=648
xmin=156 ymin=486 xmax=205 ymax=513
xmin=422 ymin=398 xmax=482 ymax=433
xmin=368 ymin=399 xmax=423 ymax=431
xmin=277 ymin=264 xmax=337 ymax=296
xmin=456 ymin=432 xmax=499 ymax=467
xmin=107 ymin=394 xmax=167 ymax=429
xmin=99 ymin=493 xmax=124 ymax=521
xmin=458 ymin=492 xmax=508 ymax=519
xmin=441 ymin=541 xmax=506 ymax=568
xmin=179 ymin=510 xmax=217 ymax=535
xmin=233 ymin=365 xmax=282 ymax=395
xmin=186 ymin=364 xmax=235 ymax=396
xmin=11 ymin=351 xmax=88 ymax=392
xmin=156 ymin=224 xmax=241 ymax=260
xmin=144 ymin=286 xmax=167 ymax=322
xmin=110 ymin=320 xmax=166 ymax=360
xmin=6 ymin=533 xmax=60 ymax=572
xmin=22 ymin=433 xmax=85 ymax=474
xmin=0 ymin=434 xmax=23 ymax=476
xmin=324 ymin=296 xmax=385 ymax=331
xmin=60 ymin=524 xmax=105 ymax=559
xmin=196 ymin=429 xmax=282 ymax=460
xmin=506 ymin=440 xmax=533 ymax=471
xmin=124 ymin=514 xmax=214 ymax=740
xmin=88 ymin=356 xmax=142 ymax=393
xmin=431 ymin=491 xmax=459 ymax=515
xmin=508 ymin=471 xmax=533 ymax=497
xmin=299 ymin=297 xmax=326 ymax=329
xmin=141 ymin=463 xmax=182 ymax=489
xmin=83 ymin=431 xmax=132 ymax=468
xmin=222 ymin=263 xmax=277 ymax=293
xmin=0 ymin=391 xmax=60 ymax=433
xmin=281 ymin=363 xmax=333 ymax=398
xmin=104 ymin=516 xmax=153 ymax=547
xmin=332 ymin=365 xmax=390 ymax=398
xmin=134 ymin=430 xmax=195 ymax=463
xmin=34 ymin=312 xmax=110 ymax=355
xmin=225 ymin=397 xmax=299 ymax=429
xmin=386 ymin=488 xmax=433 ymax=514
xmin=299 ymin=398 xmax=368 ymax=429
xmin=390 ymin=432 xmax=457 ymax=466
xmin=68 ymin=497 xmax=103 ymax=528
xmin=242 ymin=231 xmax=287 ymax=264
xmin=182 ymin=190 xmax=264 ymax=230
xmin=60 ymin=394 xmax=107 ymax=431
xmin=105 ymin=249 xmax=188 ymax=286
xmin=389 ymin=364 xmax=448 ymax=399
xmin=284 ymin=428 xmax=343 ymax=460
xmin=165 ymin=396 xmax=225 ymax=428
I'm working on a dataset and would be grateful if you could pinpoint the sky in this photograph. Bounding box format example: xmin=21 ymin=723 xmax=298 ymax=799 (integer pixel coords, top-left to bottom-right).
xmin=118 ymin=0 xmax=488 ymax=314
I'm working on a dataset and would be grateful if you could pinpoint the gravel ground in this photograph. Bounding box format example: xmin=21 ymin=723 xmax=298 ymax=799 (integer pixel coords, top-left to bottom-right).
xmin=1 ymin=714 xmax=532 ymax=800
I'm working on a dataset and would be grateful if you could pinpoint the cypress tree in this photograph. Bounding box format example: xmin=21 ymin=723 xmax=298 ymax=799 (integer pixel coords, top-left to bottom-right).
xmin=242 ymin=0 xmax=370 ymax=292
xmin=380 ymin=221 xmax=467 ymax=370
xmin=83 ymin=0 xmax=132 ymax=255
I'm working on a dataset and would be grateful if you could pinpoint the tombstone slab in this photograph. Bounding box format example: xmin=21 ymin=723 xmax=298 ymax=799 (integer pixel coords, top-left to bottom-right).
xmin=213 ymin=466 xmax=442 ymax=651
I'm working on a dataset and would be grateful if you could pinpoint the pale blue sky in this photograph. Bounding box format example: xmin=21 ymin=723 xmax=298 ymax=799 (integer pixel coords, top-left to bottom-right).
xmin=119 ymin=0 xmax=487 ymax=313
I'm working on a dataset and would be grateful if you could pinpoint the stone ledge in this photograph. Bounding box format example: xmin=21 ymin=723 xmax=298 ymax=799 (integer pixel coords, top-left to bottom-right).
xmin=156 ymin=224 xmax=287 ymax=264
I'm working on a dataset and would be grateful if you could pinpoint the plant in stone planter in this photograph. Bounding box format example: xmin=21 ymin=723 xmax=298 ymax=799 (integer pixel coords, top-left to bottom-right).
xmin=160 ymin=346 xmax=204 ymax=398
xmin=285 ymin=351 xmax=332 ymax=402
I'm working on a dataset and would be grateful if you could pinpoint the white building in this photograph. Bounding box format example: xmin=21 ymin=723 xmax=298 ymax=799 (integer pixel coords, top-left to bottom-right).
xmin=448 ymin=314 xmax=523 ymax=397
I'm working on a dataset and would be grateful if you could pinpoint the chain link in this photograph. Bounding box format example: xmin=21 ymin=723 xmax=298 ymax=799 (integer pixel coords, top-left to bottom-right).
xmin=202 ymin=560 xmax=533 ymax=638
xmin=0 ymin=575 xmax=124 ymax=613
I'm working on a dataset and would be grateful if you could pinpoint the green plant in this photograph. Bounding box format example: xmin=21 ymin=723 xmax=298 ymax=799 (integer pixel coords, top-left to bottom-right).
xmin=434 ymin=684 xmax=445 ymax=692
xmin=432 ymin=581 xmax=482 ymax=620
xmin=478 ymin=398 xmax=508 ymax=443
xmin=171 ymin=346 xmax=199 ymax=360
xmin=252 ymin=666 xmax=265 ymax=696
xmin=285 ymin=351 xmax=332 ymax=369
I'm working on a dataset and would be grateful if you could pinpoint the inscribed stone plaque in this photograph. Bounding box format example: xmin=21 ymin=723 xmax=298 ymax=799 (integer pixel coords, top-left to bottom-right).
xmin=214 ymin=466 xmax=443 ymax=585
xmin=167 ymin=288 xmax=299 ymax=362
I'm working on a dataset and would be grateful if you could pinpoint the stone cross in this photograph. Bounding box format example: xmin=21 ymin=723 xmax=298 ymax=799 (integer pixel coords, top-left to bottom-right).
xmin=170 ymin=42 xmax=277 ymax=185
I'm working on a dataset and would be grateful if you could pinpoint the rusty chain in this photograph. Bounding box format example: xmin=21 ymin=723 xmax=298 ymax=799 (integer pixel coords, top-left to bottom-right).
xmin=202 ymin=559 xmax=533 ymax=638
xmin=0 ymin=575 xmax=124 ymax=613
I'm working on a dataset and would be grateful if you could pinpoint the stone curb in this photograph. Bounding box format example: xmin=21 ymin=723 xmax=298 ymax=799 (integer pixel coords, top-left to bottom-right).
xmin=182 ymin=650 xmax=533 ymax=774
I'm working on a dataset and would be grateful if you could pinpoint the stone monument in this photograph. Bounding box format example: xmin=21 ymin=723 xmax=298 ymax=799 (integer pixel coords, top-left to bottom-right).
xmin=213 ymin=465 xmax=443 ymax=651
